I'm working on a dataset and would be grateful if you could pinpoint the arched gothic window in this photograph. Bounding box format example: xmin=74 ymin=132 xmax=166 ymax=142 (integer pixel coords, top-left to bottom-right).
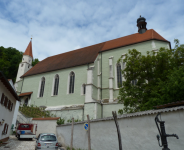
xmin=82 ymin=84 xmax=86 ymax=95
xmin=69 ymin=72 xmax=75 ymax=94
xmin=39 ymin=77 xmax=45 ymax=97
xmin=116 ymin=64 xmax=122 ymax=88
xmin=53 ymin=74 xmax=59 ymax=95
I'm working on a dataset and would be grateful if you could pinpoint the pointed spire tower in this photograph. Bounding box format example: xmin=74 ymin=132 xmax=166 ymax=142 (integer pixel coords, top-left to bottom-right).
xmin=23 ymin=38 xmax=33 ymax=58
xmin=15 ymin=39 xmax=33 ymax=82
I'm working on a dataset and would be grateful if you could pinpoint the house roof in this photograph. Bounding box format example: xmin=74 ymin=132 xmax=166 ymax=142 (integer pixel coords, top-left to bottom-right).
xmin=22 ymin=29 xmax=169 ymax=78
xmin=23 ymin=40 xmax=33 ymax=58
xmin=19 ymin=92 xmax=33 ymax=97
xmin=0 ymin=71 xmax=20 ymax=101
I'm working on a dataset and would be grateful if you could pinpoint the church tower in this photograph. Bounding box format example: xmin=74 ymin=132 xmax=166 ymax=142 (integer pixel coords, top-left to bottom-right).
xmin=15 ymin=39 xmax=33 ymax=82
xmin=137 ymin=15 xmax=147 ymax=34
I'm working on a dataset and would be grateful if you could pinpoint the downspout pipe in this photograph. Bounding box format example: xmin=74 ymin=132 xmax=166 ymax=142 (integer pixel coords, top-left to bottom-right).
xmin=100 ymin=52 xmax=103 ymax=119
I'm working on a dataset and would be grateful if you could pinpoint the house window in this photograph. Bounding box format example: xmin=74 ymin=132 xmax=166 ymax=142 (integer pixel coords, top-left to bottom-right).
xmin=10 ymin=102 xmax=13 ymax=111
xmin=53 ymin=74 xmax=59 ymax=95
xmin=82 ymin=84 xmax=86 ymax=95
xmin=24 ymin=98 xmax=28 ymax=106
xmin=39 ymin=77 xmax=45 ymax=97
xmin=8 ymin=100 xmax=11 ymax=110
xmin=69 ymin=72 xmax=75 ymax=94
xmin=4 ymin=96 xmax=8 ymax=108
xmin=132 ymin=79 xmax=137 ymax=86
xmin=28 ymin=65 xmax=30 ymax=68
xmin=0 ymin=93 xmax=5 ymax=105
xmin=2 ymin=123 xmax=9 ymax=135
xmin=117 ymin=64 xmax=122 ymax=88
xmin=21 ymin=64 xmax=24 ymax=67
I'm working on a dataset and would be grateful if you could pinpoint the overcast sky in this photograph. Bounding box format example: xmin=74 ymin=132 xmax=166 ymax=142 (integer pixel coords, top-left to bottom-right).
xmin=0 ymin=0 xmax=184 ymax=60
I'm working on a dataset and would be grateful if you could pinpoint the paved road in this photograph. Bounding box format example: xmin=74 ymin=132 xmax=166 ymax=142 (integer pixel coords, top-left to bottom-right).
xmin=0 ymin=135 xmax=36 ymax=150
xmin=0 ymin=136 xmax=65 ymax=150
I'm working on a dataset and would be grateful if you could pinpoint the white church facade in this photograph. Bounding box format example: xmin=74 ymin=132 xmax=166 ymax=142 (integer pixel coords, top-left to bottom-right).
xmin=14 ymin=17 xmax=171 ymax=121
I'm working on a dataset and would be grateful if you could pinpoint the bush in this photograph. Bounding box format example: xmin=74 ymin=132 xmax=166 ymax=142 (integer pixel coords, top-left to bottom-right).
xmin=19 ymin=105 xmax=55 ymax=118
xmin=57 ymin=118 xmax=65 ymax=125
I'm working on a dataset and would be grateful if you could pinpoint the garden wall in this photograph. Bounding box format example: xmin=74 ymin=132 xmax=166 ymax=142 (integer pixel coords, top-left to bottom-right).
xmin=56 ymin=106 xmax=184 ymax=150
xmin=32 ymin=117 xmax=59 ymax=137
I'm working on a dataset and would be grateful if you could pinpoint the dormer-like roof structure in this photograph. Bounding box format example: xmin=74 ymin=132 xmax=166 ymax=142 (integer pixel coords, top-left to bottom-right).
xmin=21 ymin=29 xmax=169 ymax=78
xmin=23 ymin=40 xmax=33 ymax=58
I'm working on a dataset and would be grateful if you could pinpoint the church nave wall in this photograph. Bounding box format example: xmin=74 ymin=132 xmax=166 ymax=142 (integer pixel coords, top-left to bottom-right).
xmin=21 ymin=64 xmax=88 ymax=107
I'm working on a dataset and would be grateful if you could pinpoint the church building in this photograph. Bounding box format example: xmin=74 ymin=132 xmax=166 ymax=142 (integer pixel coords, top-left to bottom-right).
xmin=14 ymin=16 xmax=171 ymax=121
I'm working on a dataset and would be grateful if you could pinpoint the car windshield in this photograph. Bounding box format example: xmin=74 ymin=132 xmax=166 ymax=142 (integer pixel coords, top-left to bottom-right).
xmin=40 ymin=135 xmax=56 ymax=141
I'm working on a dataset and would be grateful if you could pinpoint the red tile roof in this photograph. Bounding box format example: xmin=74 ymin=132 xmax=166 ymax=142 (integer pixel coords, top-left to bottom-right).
xmin=101 ymin=29 xmax=169 ymax=52
xmin=22 ymin=29 xmax=169 ymax=77
xmin=19 ymin=92 xmax=33 ymax=97
xmin=23 ymin=41 xmax=33 ymax=58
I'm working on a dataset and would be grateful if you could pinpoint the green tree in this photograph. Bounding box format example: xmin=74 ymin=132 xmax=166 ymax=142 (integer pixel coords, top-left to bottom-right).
xmin=0 ymin=46 xmax=23 ymax=82
xmin=32 ymin=58 xmax=39 ymax=66
xmin=152 ymin=66 xmax=184 ymax=105
xmin=118 ymin=40 xmax=184 ymax=113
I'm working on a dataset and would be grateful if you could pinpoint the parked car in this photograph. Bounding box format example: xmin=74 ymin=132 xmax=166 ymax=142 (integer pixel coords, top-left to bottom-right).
xmin=15 ymin=123 xmax=36 ymax=140
xmin=35 ymin=133 xmax=58 ymax=150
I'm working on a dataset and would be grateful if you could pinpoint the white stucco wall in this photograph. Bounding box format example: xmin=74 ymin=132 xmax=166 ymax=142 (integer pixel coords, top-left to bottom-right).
xmin=11 ymin=101 xmax=20 ymax=130
xmin=56 ymin=108 xmax=184 ymax=150
xmin=0 ymin=81 xmax=17 ymax=140
xmin=32 ymin=119 xmax=58 ymax=137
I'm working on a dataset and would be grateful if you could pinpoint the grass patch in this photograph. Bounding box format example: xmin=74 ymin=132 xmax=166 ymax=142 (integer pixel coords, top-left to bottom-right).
xmin=19 ymin=104 xmax=56 ymax=118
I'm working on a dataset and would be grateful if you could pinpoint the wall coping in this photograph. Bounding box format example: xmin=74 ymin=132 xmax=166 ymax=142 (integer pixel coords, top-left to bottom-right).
xmin=57 ymin=106 xmax=184 ymax=127
xmin=32 ymin=117 xmax=60 ymax=120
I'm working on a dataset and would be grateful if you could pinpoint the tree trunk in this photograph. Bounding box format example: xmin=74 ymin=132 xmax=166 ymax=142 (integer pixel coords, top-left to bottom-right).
xmin=112 ymin=111 xmax=123 ymax=150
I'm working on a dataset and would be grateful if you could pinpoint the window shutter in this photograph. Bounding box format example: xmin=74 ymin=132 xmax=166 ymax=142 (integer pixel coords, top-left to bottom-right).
xmin=0 ymin=93 xmax=4 ymax=104
xmin=8 ymin=100 xmax=11 ymax=110
xmin=4 ymin=96 xmax=8 ymax=107
xmin=10 ymin=103 xmax=13 ymax=111
xmin=6 ymin=124 xmax=9 ymax=134
xmin=2 ymin=124 xmax=6 ymax=134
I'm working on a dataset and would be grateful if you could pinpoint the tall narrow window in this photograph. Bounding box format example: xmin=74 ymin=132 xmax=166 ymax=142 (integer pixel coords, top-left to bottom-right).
xmin=53 ymin=74 xmax=59 ymax=95
xmin=82 ymin=84 xmax=86 ymax=95
xmin=24 ymin=98 xmax=28 ymax=106
xmin=39 ymin=77 xmax=45 ymax=97
xmin=0 ymin=93 xmax=5 ymax=105
xmin=132 ymin=79 xmax=137 ymax=86
xmin=117 ymin=64 xmax=122 ymax=88
xmin=69 ymin=72 xmax=75 ymax=94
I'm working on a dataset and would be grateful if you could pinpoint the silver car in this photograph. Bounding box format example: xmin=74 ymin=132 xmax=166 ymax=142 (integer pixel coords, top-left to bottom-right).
xmin=35 ymin=133 xmax=58 ymax=150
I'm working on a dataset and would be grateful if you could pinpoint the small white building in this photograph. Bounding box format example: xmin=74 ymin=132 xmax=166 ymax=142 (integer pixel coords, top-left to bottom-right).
xmin=0 ymin=71 xmax=20 ymax=142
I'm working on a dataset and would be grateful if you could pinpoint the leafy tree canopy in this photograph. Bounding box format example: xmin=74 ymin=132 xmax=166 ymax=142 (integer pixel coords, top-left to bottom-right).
xmin=0 ymin=46 xmax=23 ymax=83
xmin=32 ymin=58 xmax=39 ymax=66
xmin=0 ymin=46 xmax=39 ymax=83
xmin=118 ymin=39 xmax=184 ymax=113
